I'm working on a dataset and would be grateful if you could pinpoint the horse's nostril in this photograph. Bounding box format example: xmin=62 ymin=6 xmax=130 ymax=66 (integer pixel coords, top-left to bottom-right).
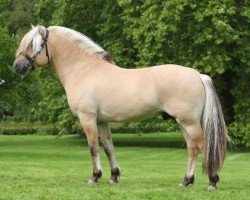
xmin=13 ymin=62 xmax=19 ymax=70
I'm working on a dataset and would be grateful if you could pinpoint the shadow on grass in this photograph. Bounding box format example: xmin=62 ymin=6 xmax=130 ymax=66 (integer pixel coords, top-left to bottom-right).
xmin=112 ymin=139 xmax=186 ymax=148
xmin=70 ymin=134 xmax=250 ymax=151
xmin=71 ymin=134 xmax=186 ymax=149
xmin=1 ymin=134 xmax=249 ymax=152
xmin=227 ymin=145 xmax=250 ymax=153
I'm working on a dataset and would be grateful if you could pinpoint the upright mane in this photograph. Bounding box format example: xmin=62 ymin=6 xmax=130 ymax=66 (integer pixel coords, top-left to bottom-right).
xmin=48 ymin=26 xmax=114 ymax=63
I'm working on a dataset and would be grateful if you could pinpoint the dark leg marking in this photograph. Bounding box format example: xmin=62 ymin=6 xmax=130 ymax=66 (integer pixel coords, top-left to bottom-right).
xmin=90 ymin=170 xmax=103 ymax=183
xmin=209 ymin=174 xmax=219 ymax=188
xmin=103 ymin=145 xmax=121 ymax=183
xmin=89 ymin=146 xmax=102 ymax=183
xmin=110 ymin=168 xmax=121 ymax=183
xmin=182 ymin=175 xmax=195 ymax=186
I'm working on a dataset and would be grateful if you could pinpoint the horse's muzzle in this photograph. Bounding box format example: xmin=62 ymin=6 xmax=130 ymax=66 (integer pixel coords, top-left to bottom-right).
xmin=13 ymin=60 xmax=30 ymax=75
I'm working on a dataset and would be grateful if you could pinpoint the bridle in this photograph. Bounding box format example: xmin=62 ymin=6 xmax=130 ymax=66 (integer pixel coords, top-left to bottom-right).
xmin=18 ymin=28 xmax=50 ymax=71
xmin=1 ymin=28 xmax=50 ymax=89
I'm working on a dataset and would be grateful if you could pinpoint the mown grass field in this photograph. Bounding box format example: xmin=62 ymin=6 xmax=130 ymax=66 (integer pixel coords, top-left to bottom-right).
xmin=0 ymin=133 xmax=249 ymax=200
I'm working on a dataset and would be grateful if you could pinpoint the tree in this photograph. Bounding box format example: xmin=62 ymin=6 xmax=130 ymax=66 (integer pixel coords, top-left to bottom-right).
xmin=0 ymin=0 xmax=41 ymax=121
xmin=0 ymin=0 xmax=38 ymax=35
xmin=119 ymin=0 xmax=250 ymax=145
xmin=0 ymin=26 xmax=18 ymax=116
xmin=2 ymin=0 xmax=248 ymax=145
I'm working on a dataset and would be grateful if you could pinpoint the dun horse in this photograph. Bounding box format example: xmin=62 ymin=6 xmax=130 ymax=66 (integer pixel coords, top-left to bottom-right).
xmin=13 ymin=25 xmax=228 ymax=190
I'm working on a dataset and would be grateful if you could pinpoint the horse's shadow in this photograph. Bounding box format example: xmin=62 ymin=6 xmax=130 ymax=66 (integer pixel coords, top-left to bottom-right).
xmin=68 ymin=134 xmax=250 ymax=151
xmin=112 ymin=138 xmax=186 ymax=148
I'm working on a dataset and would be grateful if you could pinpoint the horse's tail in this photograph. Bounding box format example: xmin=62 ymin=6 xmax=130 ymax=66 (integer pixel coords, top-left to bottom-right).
xmin=200 ymin=74 xmax=228 ymax=176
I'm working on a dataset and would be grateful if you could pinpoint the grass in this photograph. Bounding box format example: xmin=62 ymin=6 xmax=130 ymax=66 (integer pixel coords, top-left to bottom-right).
xmin=0 ymin=133 xmax=250 ymax=200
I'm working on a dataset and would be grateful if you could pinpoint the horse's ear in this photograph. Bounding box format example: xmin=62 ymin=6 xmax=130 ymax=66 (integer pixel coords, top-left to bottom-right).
xmin=38 ymin=25 xmax=46 ymax=38
xmin=31 ymin=24 xmax=35 ymax=29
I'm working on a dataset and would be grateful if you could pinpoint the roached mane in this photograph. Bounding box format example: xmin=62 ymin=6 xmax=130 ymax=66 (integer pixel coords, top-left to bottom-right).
xmin=16 ymin=25 xmax=114 ymax=63
xmin=48 ymin=26 xmax=114 ymax=63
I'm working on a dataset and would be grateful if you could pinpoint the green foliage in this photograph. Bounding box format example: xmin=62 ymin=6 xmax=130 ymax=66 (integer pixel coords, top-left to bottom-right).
xmin=0 ymin=27 xmax=17 ymax=74
xmin=96 ymin=0 xmax=136 ymax=67
xmin=0 ymin=26 xmax=19 ymax=115
xmin=0 ymin=0 xmax=38 ymax=35
xmin=229 ymin=71 xmax=250 ymax=146
xmin=111 ymin=117 xmax=179 ymax=134
xmin=0 ymin=0 xmax=249 ymax=145
xmin=0 ymin=1 xmax=43 ymax=120
xmin=34 ymin=0 xmax=66 ymax=26
xmin=0 ymin=122 xmax=57 ymax=135
xmin=118 ymin=1 xmax=250 ymax=147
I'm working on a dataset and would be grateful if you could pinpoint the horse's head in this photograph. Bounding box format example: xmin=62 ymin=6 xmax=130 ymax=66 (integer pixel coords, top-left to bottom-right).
xmin=13 ymin=25 xmax=50 ymax=75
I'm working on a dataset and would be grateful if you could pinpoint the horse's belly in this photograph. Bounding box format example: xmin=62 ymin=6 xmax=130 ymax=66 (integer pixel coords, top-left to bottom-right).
xmin=97 ymin=105 xmax=160 ymax=122
xmin=97 ymin=92 xmax=160 ymax=122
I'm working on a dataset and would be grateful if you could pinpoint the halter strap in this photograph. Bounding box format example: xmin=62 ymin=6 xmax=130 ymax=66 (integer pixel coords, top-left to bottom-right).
xmin=43 ymin=28 xmax=50 ymax=62
xmin=19 ymin=28 xmax=50 ymax=71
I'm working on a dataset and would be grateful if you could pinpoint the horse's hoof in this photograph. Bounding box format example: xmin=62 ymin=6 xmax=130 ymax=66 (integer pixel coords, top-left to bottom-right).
xmin=179 ymin=183 xmax=186 ymax=187
xmin=207 ymin=185 xmax=217 ymax=190
xmin=87 ymin=179 xmax=97 ymax=185
xmin=109 ymin=179 xmax=118 ymax=185
xmin=179 ymin=182 xmax=194 ymax=187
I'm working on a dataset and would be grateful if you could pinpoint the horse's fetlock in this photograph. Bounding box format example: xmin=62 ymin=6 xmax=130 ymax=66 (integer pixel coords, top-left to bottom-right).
xmin=182 ymin=175 xmax=195 ymax=186
xmin=111 ymin=168 xmax=121 ymax=177
xmin=110 ymin=167 xmax=120 ymax=183
xmin=93 ymin=170 xmax=102 ymax=179
xmin=209 ymin=174 xmax=219 ymax=187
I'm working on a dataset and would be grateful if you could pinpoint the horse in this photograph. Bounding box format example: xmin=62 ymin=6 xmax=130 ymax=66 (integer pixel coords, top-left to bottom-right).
xmin=13 ymin=25 xmax=228 ymax=190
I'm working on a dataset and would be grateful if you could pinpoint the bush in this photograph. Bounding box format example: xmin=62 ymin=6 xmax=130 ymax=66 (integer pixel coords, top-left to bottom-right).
xmin=0 ymin=122 xmax=57 ymax=135
xmin=111 ymin=117 xmax=179 ymax=134
xmin=0 ymin=122 xmax=36 ymax=135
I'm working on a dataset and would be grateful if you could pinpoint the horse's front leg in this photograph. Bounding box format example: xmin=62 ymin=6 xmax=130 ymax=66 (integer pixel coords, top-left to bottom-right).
xmin=98 ymin=123 xmax=121 ymax=184
xmin=79 ymin=114 xmax=102 ymax=184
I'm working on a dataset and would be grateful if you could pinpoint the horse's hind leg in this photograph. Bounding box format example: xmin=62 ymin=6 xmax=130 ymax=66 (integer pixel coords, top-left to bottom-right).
xmin=179 ymin=122 xmax=204 ymax=187
xmin=98 ymin=123 xmax=121 ymax=184
xmin=79 ymin=114 xmax=102 ymax=184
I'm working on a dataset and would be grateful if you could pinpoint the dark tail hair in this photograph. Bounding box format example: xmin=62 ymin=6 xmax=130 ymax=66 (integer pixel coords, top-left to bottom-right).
xmin=200 ymin=74 xmax=229 ymax=176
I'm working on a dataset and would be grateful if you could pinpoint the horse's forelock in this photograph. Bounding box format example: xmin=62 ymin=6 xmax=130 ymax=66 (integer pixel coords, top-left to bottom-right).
xmin=16 ymin=26 xmax=43 ymax=56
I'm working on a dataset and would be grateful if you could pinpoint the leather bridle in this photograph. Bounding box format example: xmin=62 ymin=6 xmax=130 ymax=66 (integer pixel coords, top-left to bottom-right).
xmin=18 ymin=28 xmax=50 ymax=71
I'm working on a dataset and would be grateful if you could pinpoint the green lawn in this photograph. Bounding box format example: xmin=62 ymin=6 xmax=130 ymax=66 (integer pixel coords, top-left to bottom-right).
xmin=0 ymin=133 xmax=249 ymax=200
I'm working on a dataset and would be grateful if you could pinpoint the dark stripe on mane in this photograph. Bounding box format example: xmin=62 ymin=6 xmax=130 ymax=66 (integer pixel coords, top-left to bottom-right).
xmin=96 ymin=51 xmax=115 ymax=64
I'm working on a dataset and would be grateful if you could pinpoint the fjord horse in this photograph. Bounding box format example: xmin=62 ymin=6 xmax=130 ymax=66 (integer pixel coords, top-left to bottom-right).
xmin=13 ymin=25 xmax=228 ymax=189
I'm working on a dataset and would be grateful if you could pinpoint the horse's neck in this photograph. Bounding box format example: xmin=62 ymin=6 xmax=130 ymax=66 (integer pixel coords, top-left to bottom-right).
xmin=49 ymin=33 xmax=107 ymax=88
